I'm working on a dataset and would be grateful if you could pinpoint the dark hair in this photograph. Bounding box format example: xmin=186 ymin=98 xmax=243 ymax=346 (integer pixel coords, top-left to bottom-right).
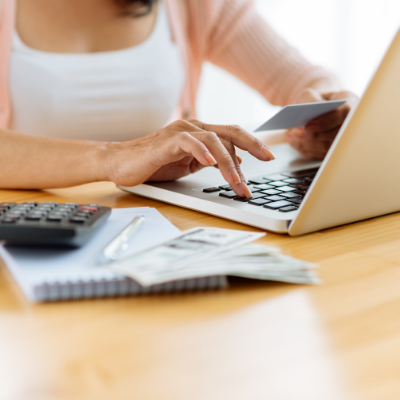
xmin=115 ymin=0 xmax=158 ymax=17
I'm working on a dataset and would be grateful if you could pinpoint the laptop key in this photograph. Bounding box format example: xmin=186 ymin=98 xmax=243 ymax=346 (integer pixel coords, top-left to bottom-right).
xmin=263 ymin=201 xmax=295 ymax=210
xmin=203 ymin=187 xmax=221 ymax=193
xmin=248 ymin=185 xmax=262 ymax=193
xmin=295 ymin=190 xmax=308 ymax=195
xmin=269 ymin=181 xmax=287 ymax=187
xmin=279 ymin=206 xmax=298 ymax=213
xmin=248 ymin=178 xmax=266 ymax=185
xmin=281 ymin=192 xmax=302 ymax=199
xmin=219 ymin=185 xmax=232 ymax=191
xmin=255 ymin=184 xmax=275 ymax=190
xmin=290 ymin=198 xmax=303 ymax=204
xmin=265 ymin=195 xmax=286 ymax=202
xmin=248 ymin=198 xmax=271 ymax=206
xmin=251 ymin=192 xmax=269 ymax=199
xmin=219 ymin=192 xmax=238 ymax=199
xmin=290 ymin=184 xmax=310 ymax=189
xmin=281 ymin=167 xmax=319 ymax=178
xmin=283 ymin=178 xmax=305 ymax=184
xmin=233 ymin=196 xmax=249 ymax=202
xmin=263 ymin=173 xmax=288 ymax=181
xmin=260 ymin=189 xmax=281 ymax=196
xmin=276 ymin=186 xmax=297 ymax=192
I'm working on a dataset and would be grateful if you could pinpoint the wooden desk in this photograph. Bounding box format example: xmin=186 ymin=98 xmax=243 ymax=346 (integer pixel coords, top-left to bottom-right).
xmin=1 ymin=182 xmax=399 ymax=400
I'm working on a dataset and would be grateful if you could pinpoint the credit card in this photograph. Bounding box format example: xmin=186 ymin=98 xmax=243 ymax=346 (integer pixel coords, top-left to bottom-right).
xmin=254 ymin=100 xmax=347 ymax=132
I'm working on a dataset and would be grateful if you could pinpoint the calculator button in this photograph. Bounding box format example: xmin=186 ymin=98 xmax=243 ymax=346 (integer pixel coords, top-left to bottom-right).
xmin=15 ymin=205 xmax=33 ymax=209
xmin=25 ymin=215 xmax=43 ymax=221
xmin=84 ymin=204 xmax=101 ymax=210
xmin=80 ymin=206 xmax=99 ymax=212
xmin=1 ymin=218 xmax=18 ymax=223
xmin=47 ymin=216 xmax=63 ymax=222
xmin=48 ymin=213 xmax=66 ymax=219
xmin=70 ymin=216 xmax=87 ymax=224
xmin=56 ymin=209 xmax=71 ymax=214
xmin=6 ymin=213 xmax=23 ymax=218
xmin=75 ymin=212 xmax=92 ymax=218
xmin=75 ymin=210 xmax=93 ymax=215
xmin=0 ymin=203 xmax=17 ymax=210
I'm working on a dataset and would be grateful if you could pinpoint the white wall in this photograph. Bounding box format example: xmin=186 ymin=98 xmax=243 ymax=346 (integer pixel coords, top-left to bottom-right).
xmin=197 ymin=0 xmax=400 ymax=133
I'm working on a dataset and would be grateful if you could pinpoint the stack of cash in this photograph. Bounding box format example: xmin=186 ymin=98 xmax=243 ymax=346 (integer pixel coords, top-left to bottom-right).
xmin=106 ymin=227 xmax=320 ymax=287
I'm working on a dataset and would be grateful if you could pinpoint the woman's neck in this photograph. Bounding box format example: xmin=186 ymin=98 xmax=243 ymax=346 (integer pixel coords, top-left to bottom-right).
xmin=16 ymin=0 xmax=158 ymax=53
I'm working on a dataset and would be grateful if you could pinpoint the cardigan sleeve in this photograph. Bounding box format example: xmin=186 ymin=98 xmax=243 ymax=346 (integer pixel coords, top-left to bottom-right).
xmin=204 ymin=0 xmax=336 ymax=106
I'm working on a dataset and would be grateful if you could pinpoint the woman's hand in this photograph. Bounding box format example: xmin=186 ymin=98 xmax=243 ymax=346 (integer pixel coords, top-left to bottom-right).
xmin=285 ymin=88 xmax=358 ymax=159
xmin=105 ymin=119 xmax=275 ymax=198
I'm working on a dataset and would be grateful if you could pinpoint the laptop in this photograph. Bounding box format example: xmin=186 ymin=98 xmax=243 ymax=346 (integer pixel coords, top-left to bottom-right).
xmin=119 ymin=29 xmax=400 ymax=236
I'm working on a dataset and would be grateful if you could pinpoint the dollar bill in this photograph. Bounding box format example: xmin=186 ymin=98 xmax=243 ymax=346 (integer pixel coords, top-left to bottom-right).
xmin=108 ymin=227 xmax=265 ymax=286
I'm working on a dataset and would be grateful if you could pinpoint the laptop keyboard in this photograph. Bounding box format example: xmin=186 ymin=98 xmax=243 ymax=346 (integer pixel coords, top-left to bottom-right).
xmin=202 ymin=167 xmax=319 ymax=213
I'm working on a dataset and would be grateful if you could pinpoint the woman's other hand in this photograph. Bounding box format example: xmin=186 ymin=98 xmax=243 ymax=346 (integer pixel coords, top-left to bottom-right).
xmin=286 ymin=88 xmax=358 ymax=159
xmin=104 ymin=119 xmax=275 ymax=198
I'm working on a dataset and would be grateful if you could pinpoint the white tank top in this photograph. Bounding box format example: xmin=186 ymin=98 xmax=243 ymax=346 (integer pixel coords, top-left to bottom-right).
xmin=9 ymin=1 xmax=185 ymax=141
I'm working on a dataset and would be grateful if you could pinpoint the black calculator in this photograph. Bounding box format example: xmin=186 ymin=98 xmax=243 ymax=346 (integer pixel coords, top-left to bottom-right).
xmin=0 ymin=202 xmax=111 ymax=247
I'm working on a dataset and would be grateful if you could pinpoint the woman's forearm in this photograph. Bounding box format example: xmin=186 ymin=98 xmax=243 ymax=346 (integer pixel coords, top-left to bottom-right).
xmin=0 ymin=129 xmax=109 ymax=189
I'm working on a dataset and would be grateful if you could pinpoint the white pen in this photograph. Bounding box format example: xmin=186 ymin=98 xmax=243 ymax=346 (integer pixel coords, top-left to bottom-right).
xmin=98 ymin=216 xmax=145 ymax=263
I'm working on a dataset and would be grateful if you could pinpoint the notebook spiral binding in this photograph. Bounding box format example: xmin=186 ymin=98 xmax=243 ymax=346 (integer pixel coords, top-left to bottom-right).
xmin=33 ymin=275 xmax=228 ymax=302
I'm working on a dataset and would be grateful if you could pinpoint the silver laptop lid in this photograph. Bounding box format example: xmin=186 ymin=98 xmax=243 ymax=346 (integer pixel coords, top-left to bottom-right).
xmin=290 ymin=29 xmax=400 ymax=236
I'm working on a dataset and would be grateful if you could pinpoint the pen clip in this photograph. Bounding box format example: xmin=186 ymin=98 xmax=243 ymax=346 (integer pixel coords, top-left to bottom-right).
xmin=99 ymin=215 xmax=145 ymax=263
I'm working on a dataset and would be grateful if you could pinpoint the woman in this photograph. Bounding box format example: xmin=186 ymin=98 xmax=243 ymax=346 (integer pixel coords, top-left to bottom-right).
xmin=0 ymin=0 xmax=355 ymax=198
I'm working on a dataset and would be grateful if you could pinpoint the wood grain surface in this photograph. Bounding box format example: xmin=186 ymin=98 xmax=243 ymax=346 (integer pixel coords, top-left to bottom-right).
xmin=1 ymin=182 xmax=399 ymax=400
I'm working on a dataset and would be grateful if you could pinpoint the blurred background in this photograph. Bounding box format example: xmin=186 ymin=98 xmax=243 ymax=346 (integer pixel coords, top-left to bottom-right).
xmin=197 ymin=0 xmax=400 ymax=134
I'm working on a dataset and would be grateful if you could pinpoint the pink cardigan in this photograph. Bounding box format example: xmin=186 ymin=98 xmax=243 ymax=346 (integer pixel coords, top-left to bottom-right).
xmin=0 ymin=0 xmax=332 ymax=129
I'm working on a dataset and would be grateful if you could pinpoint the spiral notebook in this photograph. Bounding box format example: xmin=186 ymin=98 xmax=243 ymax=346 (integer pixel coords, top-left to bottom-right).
xmin=0 ymin=207 xmax=227 ymax=302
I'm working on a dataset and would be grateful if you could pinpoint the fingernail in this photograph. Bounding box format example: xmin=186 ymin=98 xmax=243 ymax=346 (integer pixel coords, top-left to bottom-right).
xmin=231 ymin=168 xmax=241 ymax=184
xmin=241 ymin=180 xmax=253 ymax=199
xmin=262 ymin=145 xmax=276 ymax=161
xmin=205 ymin=152 xmax=217 ymax=166
xmin=237 ymin=155 xmax=242 ymax=165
